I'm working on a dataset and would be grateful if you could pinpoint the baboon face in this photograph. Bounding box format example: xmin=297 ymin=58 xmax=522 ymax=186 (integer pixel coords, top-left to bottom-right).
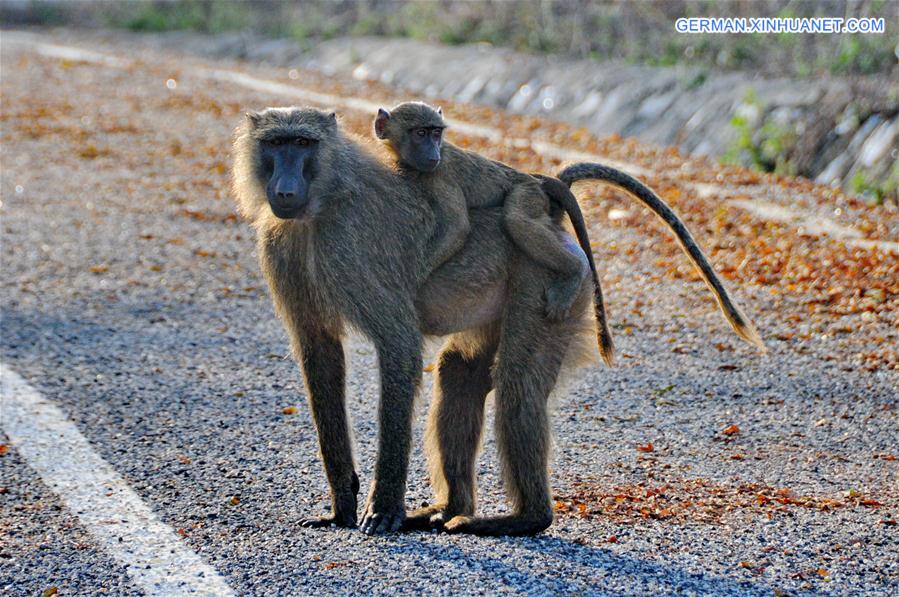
xmin=245 ymin=108 xmax=336 ymax=220
xmin=375 ymin=103 xmax=445 ymax=173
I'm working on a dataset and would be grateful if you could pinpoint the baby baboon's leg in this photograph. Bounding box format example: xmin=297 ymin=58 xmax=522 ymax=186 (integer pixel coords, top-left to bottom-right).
xmin=445 ymin=287 xmax=567 ymax=536
xmin=293 ymin=327 xmax=360 ymax=529
xmin=403 ymin=329 xmax=498 ymax=531
xmin=503 ymin=182 xmax=587 ymax=321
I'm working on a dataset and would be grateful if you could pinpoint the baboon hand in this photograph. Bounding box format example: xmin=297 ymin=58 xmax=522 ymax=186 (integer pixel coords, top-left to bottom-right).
xmin=300 ymin=483 xmax=358 ymax=529
xmin=299 ymin=511 xmax=357 ymax=529
xmin=360 ymin=492 xmax=406 ymax=534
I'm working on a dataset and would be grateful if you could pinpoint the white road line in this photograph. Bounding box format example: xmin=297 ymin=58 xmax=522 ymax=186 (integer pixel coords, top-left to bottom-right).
xmin=6 ymin=32 xmax=897 ymax=254
xmin=0 ymin=364 xmax=235 ymax=597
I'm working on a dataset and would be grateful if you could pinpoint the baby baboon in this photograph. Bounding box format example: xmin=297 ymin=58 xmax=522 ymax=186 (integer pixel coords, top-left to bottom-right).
xmin=232 ymin=106 xmax=596 ymax=537
xmin=374 ymin=102 xmax=598 ymax=327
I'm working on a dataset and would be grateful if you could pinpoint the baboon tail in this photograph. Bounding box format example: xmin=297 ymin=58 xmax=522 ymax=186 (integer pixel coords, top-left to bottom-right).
xmin=558 ymin=163 xmax=766 ymax=352
xmin=537 ymin=175 xmax=615 ymax=366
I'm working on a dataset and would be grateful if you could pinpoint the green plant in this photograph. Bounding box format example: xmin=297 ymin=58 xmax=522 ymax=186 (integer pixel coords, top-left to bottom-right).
xmin=115 ymin=0 xmax=248 ymax=34
xmin=831 ymin=36 xmax=896 ymax=75
xmin=723 ymin=89 xmax=797 ymax=175
xmin=850 ymin=167 xmax=899 ymax=206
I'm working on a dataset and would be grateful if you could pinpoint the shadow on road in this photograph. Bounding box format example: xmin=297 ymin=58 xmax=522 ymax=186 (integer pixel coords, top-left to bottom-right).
xmin=375 ymin=532 xmax=770 ymax=595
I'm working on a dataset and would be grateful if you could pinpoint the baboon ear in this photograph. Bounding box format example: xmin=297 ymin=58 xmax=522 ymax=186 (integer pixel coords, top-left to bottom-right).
xmin=436 ymin=106 xmax=443 ymax=116
xmin=245 ymin=111 xmax=262 ymax=128
xmin=374 ymin=108 xmax=391 ymax=139
xmin=328 ymin=111 xmax=337 ymax=123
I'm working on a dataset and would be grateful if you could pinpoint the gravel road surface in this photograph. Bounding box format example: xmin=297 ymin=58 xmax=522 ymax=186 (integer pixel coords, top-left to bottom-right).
xmin=1 ymin=30 xmax=896 ymax=596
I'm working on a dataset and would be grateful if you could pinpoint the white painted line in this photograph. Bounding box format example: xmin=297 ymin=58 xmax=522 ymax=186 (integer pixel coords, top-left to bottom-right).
xmin=6 ymin=33 xmax=897 ymax=254
xmin=0 ymin=364 xmax=235 ymax=597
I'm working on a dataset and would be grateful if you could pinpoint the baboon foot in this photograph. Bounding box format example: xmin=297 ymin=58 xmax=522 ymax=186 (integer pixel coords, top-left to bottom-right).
xmin=299 ymin=510 xmax=357 ymax=529
xmin=544 ymin=274 xmax=583 ymax=321
xmin=360 ymin=502 xmax=406 ymax=535
xmin=443 ymin=511 xmax=553 ymax=536
xmin=400 ymin=504 xmax=448 ymax=532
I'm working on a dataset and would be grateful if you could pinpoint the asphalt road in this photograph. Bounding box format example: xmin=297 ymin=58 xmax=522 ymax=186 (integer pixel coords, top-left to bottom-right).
xmin=1 ymin=30 xmax=897 ymax=596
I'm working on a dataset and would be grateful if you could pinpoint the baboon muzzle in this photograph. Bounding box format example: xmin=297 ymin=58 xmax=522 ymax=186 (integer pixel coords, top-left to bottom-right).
xmin=268 ymin=174 xmax=309 ymax=219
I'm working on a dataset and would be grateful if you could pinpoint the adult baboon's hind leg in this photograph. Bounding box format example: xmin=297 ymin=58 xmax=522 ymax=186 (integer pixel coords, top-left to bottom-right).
xmin=444 ymin=294 xmax=571 ymax=536
xmin=402 ymin=328 xmax=498 ymax=531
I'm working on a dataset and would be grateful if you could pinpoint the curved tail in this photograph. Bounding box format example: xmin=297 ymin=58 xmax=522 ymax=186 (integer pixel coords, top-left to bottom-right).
xmin=558 ymin=163 xmax=765 ymax=352
xmin=536 ymin=175 xmax=615 ymax=366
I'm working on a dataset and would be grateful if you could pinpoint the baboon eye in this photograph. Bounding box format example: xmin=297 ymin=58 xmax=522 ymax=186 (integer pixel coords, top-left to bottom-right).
xmin=416 ymin=129 xmax=427 ymax=137
xmin=269 ymin=139 xmax=282 ymax=146
xmin=296 ymin=138 xmax=309 ymax=146
xmin=432 ymin=129 xmax=442 ymax=140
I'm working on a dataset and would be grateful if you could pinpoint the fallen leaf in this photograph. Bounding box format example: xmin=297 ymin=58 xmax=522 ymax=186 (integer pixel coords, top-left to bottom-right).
xmin=229 ymin=496 xmax=240 ymax=505
xmin=637 ymin=442 xmax=654 ymax=453
xmin=0 ymin=444 xmax=8 ymax=456
xmin=282 ymin=406 xmax=298 ymax=415
xmin=41 ymin=589 xmax=58 ymax=597
xmin=179 ymin=208 xmax=208 ymax=221
xmin=423 ymin=363 xmax=435 ymax=373
xmin=723 ymin=424 xmax=740 ymax=436
xmin=78 ymin=144 xmax=101 ymax=159
xmin=89 ymin=264 xmax=109 ymax=274
xmin=607 ymin=535 xmax=618 ymax=543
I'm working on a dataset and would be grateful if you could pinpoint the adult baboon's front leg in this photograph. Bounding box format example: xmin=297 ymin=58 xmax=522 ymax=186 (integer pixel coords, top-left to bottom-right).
xmin=359 ymin=330 xmax=424 ymax=535
xmin=294 ymin=328 xmax=360 ymax=529
xmin=403 ymin=329 xmax=498 ymax=531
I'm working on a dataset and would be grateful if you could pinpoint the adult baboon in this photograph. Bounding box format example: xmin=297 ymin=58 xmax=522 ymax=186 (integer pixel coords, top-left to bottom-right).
xmin=232 ymin=107 xmax=595 ymax=536
xmin=375 ymin=102 xmax=615 ymax=366
xmin=232 ymin=107 xmax=763 ymax=537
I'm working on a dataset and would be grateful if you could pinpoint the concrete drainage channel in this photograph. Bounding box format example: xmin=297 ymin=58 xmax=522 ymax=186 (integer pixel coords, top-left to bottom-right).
xmin=137 ymin=31 xmax=898 ymax=201
xmin=8 ymin=31 xmax=897 ymax=254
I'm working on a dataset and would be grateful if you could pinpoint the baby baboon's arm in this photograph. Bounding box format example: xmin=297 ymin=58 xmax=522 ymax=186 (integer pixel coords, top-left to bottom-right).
xmin=428 ymin=183 xmax=471 ymax=272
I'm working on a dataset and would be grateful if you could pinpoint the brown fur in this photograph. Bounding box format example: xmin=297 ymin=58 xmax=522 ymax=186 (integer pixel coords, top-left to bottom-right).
xmin=232 ymin=107 xmax=596 ymax=536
